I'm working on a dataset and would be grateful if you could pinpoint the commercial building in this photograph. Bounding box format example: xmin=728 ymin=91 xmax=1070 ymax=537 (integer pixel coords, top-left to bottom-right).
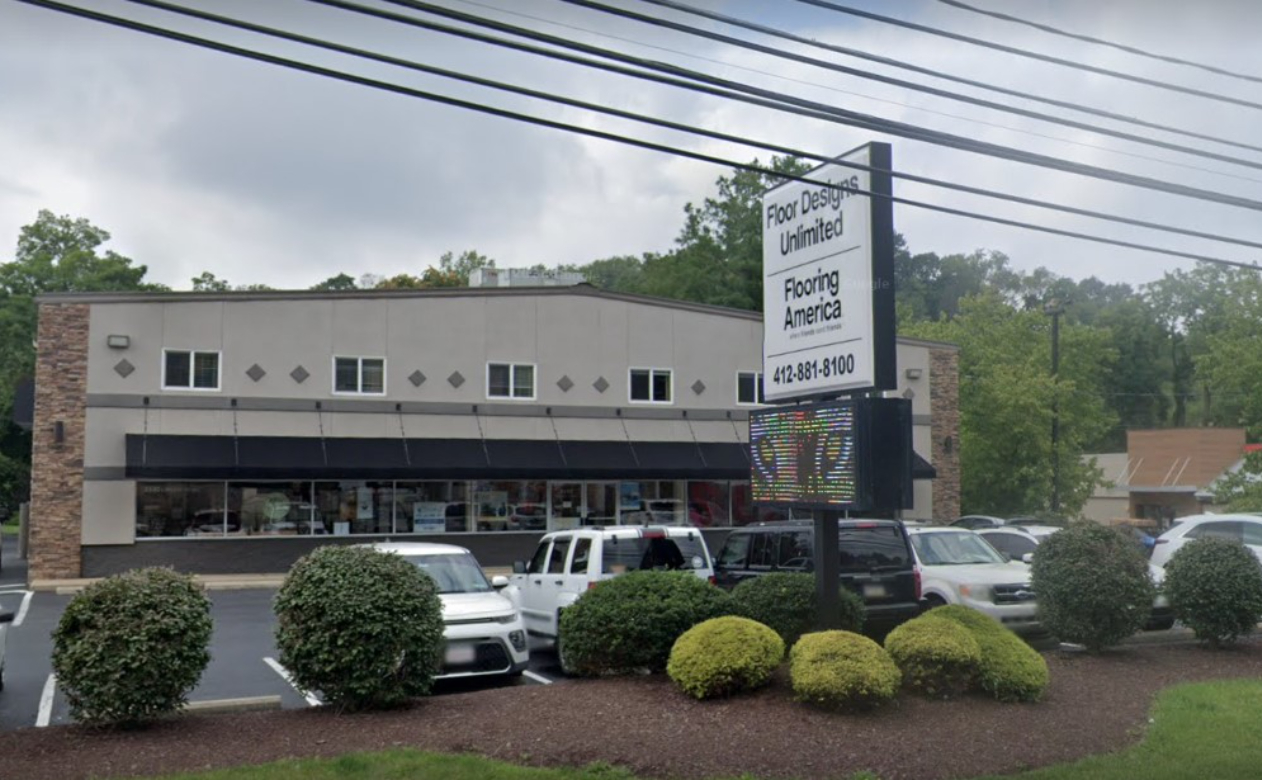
xmin=28 ymin=284 xmax=959 ymax=582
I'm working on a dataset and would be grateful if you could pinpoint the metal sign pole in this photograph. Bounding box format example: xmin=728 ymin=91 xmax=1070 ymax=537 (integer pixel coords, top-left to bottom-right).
xmin=814 ymin=509 xmax=841 ymax=630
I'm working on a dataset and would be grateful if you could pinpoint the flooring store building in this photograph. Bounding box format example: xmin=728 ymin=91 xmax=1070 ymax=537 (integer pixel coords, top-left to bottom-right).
xmin=27 ymin=283 xmax=960 ymax=581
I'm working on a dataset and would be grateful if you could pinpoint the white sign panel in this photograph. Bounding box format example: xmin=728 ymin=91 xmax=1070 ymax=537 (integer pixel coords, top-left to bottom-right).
xmin=761 ymin=143 xmax=889 ymax=401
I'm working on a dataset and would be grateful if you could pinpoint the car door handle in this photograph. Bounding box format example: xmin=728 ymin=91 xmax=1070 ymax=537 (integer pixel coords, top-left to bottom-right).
xmin=554 ymin=580 xmax=564 ymax=585
xmin=533 ymin=580 xmax=542 ymax=586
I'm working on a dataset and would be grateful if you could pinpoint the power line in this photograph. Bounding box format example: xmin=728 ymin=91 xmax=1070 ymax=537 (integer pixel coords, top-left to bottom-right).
xmin=16 ymin=0 xmax=1262 ymax=273
xmin=794 ymin=0 xmax=1262 ymax=112
xmin=110 ymin=0 xmax=1262 ymax=253
xmin=355 ymin=0 xmax=1262 ymax=214
xmin=937 ymin=0 xmax=1262 ymax=86
xmin=626 ymin=0 xmax=1262 ymax=159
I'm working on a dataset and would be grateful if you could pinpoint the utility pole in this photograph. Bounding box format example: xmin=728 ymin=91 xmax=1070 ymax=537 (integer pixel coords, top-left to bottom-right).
xmin=1044 ymin=299 xmax=1066 ymax=514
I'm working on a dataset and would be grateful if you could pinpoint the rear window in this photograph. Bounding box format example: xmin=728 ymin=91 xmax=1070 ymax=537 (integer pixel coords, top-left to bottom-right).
xmin=602 ymin=535 xmax=710 ymax=573
xmin=838 ymin=526 xmax=911 ymax=572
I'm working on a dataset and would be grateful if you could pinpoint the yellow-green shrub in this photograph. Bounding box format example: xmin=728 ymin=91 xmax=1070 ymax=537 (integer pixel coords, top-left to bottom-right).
xmin=789 ymin=630 xmax=900 ymax=710
xmin=928 ymin=605 xmax=1049 ymax=703
xmin=884 ymin=615 xmax=981 ymax=698
xmin=667 ymin=616 xmax=784 ymax=699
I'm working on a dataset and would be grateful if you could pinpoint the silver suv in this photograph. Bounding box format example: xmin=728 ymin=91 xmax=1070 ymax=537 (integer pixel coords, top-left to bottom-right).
xmin=508 ymin=526 xmax=715 ymax=642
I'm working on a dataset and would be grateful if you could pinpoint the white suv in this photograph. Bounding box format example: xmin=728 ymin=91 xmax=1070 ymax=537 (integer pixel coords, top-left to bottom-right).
xmin=907 ymin=526 xmax=1040 ymax=632
xmin=1150 ymin=514 xmax=1262 ymax=568
xmin=509 ymin=526 xmax=715 ymax=641
xmin=371 ymin=542 xmax=529 ymax=679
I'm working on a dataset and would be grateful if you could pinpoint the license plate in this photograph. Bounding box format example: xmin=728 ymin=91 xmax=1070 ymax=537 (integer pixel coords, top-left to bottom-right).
xmin=862 ymin=583 xmax=887 ymax=599
xmin=445 ymin=645 xmax=476 ymax=665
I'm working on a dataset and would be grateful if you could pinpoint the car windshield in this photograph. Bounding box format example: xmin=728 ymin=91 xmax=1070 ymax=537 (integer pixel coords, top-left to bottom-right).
xmin=912 ymin=531 xmax=1007 ymax=566
xmin=602 ymin=535 xmax=709 ymax=573
xmin=402 ymin=553 xmax=493 ymax=594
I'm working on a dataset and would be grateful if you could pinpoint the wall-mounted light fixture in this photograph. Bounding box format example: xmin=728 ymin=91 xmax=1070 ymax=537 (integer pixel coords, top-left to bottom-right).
xmin=106 ymin=334 xmax=130 ymax=349
xmin=904 ymin=367 xmax=923 ymax=380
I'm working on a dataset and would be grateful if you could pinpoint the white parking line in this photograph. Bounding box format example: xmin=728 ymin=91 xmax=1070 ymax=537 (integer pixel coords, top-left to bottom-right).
xmin=522 ymin=670 xmax=553 ymax=685
xmin=14 ymin=591 xmax=32 ymax=626
xmin=263 ymin=657 xmax=322 ymax=707
xmin=35 ymin=674 xmax=56 ymax=728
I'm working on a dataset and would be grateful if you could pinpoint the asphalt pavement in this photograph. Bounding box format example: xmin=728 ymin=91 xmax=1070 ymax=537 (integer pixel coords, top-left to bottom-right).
xmin=0 ymin=536 xmax=560 ymax=732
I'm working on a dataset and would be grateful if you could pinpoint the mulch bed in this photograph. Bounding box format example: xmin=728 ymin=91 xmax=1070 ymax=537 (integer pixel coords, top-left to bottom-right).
xmin=7 ymin=636 xmax=1262 ymax=780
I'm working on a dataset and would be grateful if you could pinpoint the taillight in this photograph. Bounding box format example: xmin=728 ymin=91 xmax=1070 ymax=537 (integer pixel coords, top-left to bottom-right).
xmin=708 ymin=575 xmax=717 ymax=586
xmin=587 ymin=581 xmax=598 ymax=590
xmin=913 ymin=567 xmax=922 ymax=601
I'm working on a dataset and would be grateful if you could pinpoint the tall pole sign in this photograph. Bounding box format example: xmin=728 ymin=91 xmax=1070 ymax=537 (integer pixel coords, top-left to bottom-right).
xmin=761 ymin=143 xmax=896 ymax=401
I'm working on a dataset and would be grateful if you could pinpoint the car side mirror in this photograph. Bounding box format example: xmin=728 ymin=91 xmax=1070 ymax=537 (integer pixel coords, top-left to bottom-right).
xmin=512 ymin=561 xmax=527 ymax=574
xmin=1021 ymin=553 xmax=1035 ymax=564
xmin=491 ymin=575 xmax=510 ymax=589
xmin=0 ymin=611 xmax=13 ymax=624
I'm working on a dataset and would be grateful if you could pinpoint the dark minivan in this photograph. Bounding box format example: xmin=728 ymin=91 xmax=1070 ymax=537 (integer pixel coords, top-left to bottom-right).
xmin=713 ymin=519 xmax=921 ymax=633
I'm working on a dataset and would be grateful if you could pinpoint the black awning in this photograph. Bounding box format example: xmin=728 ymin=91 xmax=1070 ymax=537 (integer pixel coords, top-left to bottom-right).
xmin=912 ymin=450 xmax=937 ymax=479
xmin=125 ymin=434 xmax=752 ymax=481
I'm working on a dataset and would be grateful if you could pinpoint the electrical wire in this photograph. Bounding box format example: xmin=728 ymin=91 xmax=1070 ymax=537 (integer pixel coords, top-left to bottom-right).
xmin=350 ymin=0 xmax=1262 ymax=213
xmin=626 ymin=0 xmax=1262 ymax=159
xmin=794 ymin=0 xmax=1262 ymax=111
xmin=108 ymin=0 xmax=1262 ymax=254
xmin=15 ymin=0 xmax=1262 ymax=273
xmin=937 ymin=0 xmax=1262 ymax=86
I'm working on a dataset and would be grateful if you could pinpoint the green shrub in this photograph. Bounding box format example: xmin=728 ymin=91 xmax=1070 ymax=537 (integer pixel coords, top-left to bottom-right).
xmin=929 ymin=605 xmax=1048 ymax=702
xmin=52 ymin=567 xmax=212 ymax=727
xmin=883 ymin=615 xmax=981 ymax=698
xmin=789 ymin=630 xmax=901 ymax=710
xmin=559 ymin=570 xmax=734 ymax=676
xmin=1030 ymin=521 xmax=1156 ymax=651
xmin=274 ymin=545 xmax=444 ymax=710
xmin=667 ymin=616 xmax=784 ymax=699
xmin=1165 ymin=537 xmax=1262 ymax=647
xmin=731 ymin=573 xmax=865 ymax=646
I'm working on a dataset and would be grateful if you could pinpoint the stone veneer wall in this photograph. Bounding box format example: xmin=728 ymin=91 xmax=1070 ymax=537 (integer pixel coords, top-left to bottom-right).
xmin=29 ymin=303 xmax=90 ymax=581
xmin=929 ymin=346 xmax=961 ymax=521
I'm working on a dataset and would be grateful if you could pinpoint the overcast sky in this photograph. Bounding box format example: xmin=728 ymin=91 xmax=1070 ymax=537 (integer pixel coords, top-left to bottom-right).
xmin=2 ymin=0 xmax=1261 ymax=291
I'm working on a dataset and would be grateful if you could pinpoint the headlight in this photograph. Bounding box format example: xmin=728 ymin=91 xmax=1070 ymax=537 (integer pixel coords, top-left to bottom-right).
xmin=959 ymin=584 xmax=992 ymax=601
xmin=496 ymin=612 xmax=521 ymax=624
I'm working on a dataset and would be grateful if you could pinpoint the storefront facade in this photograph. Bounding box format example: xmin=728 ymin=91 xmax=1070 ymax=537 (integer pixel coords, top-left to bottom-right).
xmin=28 ymin=286 xmax=959 ymax=581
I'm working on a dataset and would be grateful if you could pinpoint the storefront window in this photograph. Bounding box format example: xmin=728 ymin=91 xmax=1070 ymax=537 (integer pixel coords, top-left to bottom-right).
xmin=473 ymin=480 xmax=546 ymax=532
xmin=550 ymin=482 xmax=583 ymax=531
xmin=394 ymin=481 xmax=470 ymax=533
xmin=228 ymin=481 xmax=317 ymax=536
xmin=136 ymin=482 xmax=226 ymax=537
xmin=687 ymin=481 xmax=730 ymax=527
xmin=313 ymin=481 xmax=394 ymax=535
xmin=731 ymin=481 xmax=757 ymax=526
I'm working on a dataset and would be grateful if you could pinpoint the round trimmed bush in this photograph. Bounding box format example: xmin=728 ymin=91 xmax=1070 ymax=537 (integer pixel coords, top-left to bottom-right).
xmin=52 ymin=567 xmax=212 ymax=727
xmin=929 ymin=605 xmax=1048 ymax=703
xmin=274 ymin=545 xmax=444 ymax=710
xmin=789 ymin=630 xmax=901 ymax=710
xmin=1165 ymin=537 xmax=1262 ymax=647
xmin=668 ymin=616 xmax=784 ymax=699
xmin=883 ymin=615 xmax=981 ymax=698
xmin=1030 ymin=522 xmax=1156 ymax=651
xmin=731 ymin=573 xmax=865 ymax=647
xmin=559 ymin=570 xmax=734 ymax=676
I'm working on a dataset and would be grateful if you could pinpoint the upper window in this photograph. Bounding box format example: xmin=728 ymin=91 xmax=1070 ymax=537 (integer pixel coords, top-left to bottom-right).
xmin=334 ymin=357 xmax=385 ymax=395
xmin=487 ymin=363 xmax=535 ymax=400
xmin=629 ymin=368 xmax=672 ymax=403
xmin=736 ymin=371 xmax=765 ymax=405
xmin=163 ymin=350 xmax=220 ymax=391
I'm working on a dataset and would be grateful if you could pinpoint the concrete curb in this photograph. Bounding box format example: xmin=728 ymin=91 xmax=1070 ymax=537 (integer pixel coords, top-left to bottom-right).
xmin=184 ymin=695 xmax=283 ymax=715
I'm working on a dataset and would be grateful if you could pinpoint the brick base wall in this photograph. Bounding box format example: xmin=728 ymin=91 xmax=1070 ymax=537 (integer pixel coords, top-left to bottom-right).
xmin=29 ymin=303 xmax=90 ymax=580
xmin=930 ymin=347 xmax=961 ymax=521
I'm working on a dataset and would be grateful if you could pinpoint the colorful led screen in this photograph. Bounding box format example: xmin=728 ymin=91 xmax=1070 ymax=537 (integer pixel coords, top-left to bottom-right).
xmin=749 ymin=401 xmax=861 ymax=508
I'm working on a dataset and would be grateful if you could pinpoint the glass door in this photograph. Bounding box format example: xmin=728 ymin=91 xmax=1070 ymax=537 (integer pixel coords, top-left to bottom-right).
xmin=585 ymin=482 xmax=619 ymax=526
xmin=549 ymin=482 xmax=583 ymax=531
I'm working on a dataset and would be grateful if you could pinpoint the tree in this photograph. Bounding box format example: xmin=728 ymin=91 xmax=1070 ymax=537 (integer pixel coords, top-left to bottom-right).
xmin=190 ymin=271 xmax=231 ymax=292
xmin=1213 ymin=452 xmax=1262 ymax=512
xmin=1195 ymin=270 xmax=1262 ymax=436
xmin=310 ymin=273 xmax=358 ymax=291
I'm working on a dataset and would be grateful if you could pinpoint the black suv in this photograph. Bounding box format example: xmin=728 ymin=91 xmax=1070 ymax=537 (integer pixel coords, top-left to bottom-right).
xmin=713 ymin=519 xmax=921 ymax=633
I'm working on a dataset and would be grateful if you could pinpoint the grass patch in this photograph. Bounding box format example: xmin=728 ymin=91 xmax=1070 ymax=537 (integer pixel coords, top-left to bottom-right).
xmin=158 ymin=752 xmax=643 ymax=780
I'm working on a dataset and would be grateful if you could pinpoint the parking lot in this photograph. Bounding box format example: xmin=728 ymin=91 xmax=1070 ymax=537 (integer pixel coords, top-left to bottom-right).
xmin=0 ymin=538 xmax=561 ymax=732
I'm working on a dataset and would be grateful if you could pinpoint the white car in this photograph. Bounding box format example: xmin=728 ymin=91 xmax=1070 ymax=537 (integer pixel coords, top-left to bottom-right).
xmin=371 ymin=542 xmax=529 ymax=679
xmin=0 ymin=608 xmax=12 ymax=692
xmin=977 ymin=526 xmax=1174 ymax=631
xmin=1149 ymin=514 xmax=1262 ymax=569
xmin=907 ymin=526 xmax=1040 ymax=632
xmin=509 ymin=525 xmax=714 ymax=641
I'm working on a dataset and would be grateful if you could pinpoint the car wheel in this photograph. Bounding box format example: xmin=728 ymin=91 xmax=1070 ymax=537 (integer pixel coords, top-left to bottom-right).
xmin=920 ymin=594 xmax=947 ymax=612
xmin=1145 ymin=617 xmax=1176 ymax=631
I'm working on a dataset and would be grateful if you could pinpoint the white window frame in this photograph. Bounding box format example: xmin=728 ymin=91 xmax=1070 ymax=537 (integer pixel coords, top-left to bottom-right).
xmin=486 ymin=362 xmax=537 ymax=401
xmin=628 ymin=367 xmax=673 ymax=404
xmin=161 ymin=349 xmax=222 ymax=392
xmin=735 ymin=371 xmax=765 ymax=406
xmin=332 ymin=356 xmax=387 ymax=396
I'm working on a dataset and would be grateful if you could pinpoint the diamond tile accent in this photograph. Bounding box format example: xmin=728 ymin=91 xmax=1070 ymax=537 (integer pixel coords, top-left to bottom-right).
xmin=556 ymin=375 xmax=574 ymax=392
xmin=409 ymin=370 xmax=427 ymax=387
xmin=691 ymin=379 xmax=706 ymax=395
xmin=447 ymin=371 xmax=465 ymax=389
xmin=290 ymin=365 xmax=310 ymax=384
xmin=246 ymin=363 xmax=266 ymax=382
xmin=114 ymin=359 xmax=135 ymax=378
xmin=592 ymin=376 xmax=609 ymax=393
